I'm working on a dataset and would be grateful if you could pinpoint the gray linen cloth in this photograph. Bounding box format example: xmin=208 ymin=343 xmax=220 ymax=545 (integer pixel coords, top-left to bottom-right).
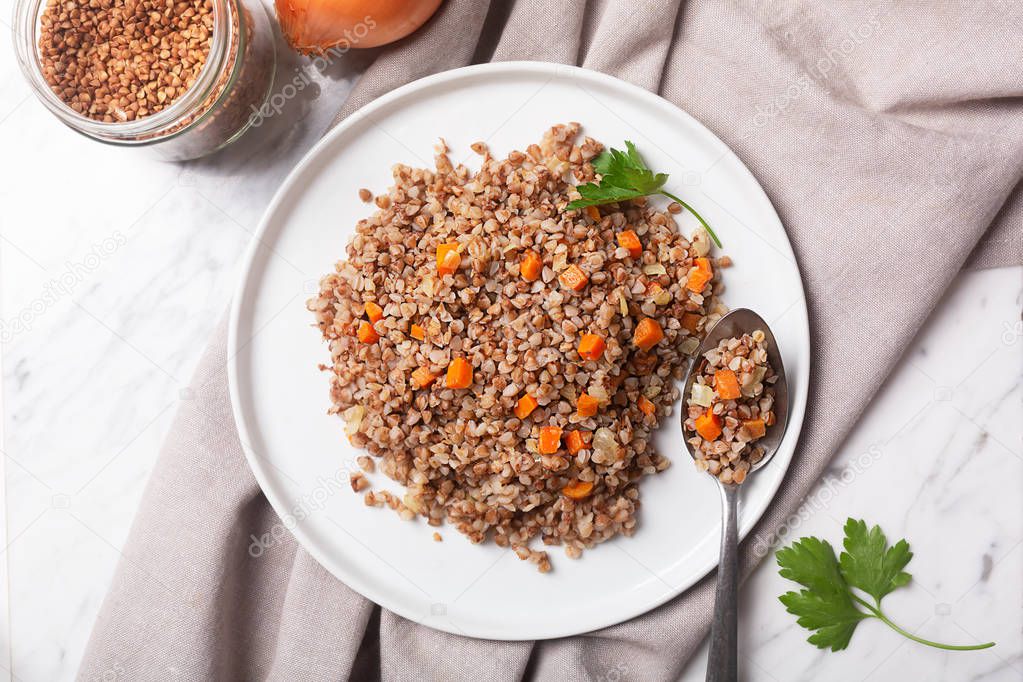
xmin=78 ymin=1 xmax=1023 ymax=680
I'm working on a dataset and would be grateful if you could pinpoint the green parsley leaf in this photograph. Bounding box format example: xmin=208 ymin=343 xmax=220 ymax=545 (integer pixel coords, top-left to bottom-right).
xmin=778 ymin=589 xmax=868 ymax=652
xmin=839 ymin=518 xmax=913 ymax=603
xmin=567 ymin=141 xmax=722 ymax=247
xmin=777 ymin=536 xmax=846 ymax=595
xmin=776 ymin=519 xmax=996 ymax=653
xmin=777 ymin=537 xmax=867 ymax=651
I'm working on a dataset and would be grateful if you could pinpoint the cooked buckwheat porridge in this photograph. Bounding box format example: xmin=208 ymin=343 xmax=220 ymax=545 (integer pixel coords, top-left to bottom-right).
xmin=684 ymin=331 xmax=777 ymax=485
xmin=308 ymin=123 xmax=728 ymax=571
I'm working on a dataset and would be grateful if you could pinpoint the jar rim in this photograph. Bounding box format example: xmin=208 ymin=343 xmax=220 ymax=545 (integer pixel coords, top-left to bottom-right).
xmin=12 ymin=0 xmax=237 ymax=142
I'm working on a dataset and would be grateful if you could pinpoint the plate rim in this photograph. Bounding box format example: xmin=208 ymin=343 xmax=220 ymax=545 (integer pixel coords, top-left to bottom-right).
xmin=228 ymin=60 xmax=811 ymax=640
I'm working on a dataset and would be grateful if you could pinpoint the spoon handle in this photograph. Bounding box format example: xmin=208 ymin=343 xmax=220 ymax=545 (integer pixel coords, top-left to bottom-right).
xmin=706 ymin=482 xmax=739 ymax=682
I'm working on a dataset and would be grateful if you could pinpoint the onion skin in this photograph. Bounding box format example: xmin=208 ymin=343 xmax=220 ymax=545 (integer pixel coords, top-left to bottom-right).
xmin=276 ymin=0 xmax=444 ymax=56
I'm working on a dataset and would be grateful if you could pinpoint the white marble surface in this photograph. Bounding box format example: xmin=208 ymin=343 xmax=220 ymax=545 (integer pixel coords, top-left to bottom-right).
xmin=1 ymin=19 xmax=1021 ymax=681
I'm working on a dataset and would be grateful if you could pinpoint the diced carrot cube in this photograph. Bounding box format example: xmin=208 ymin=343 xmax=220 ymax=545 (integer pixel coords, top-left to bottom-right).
xmin=617 ymin=229 xmax=642 ymax=258
xmin=357 ymin=321 xmax=379 ymax=343
xmin=538 ymin=425 xmax=562 ymax=454
xmin=515 ymin=394 xmax=539 ymax=420
xmin=562 ymin=479 xmax=594 ymax=500
xmin=577 ymin=333 xmax=606 ymax=361
xmin=364 ymin=301 xmax=383 ymax=323
xmin=743 ymin=418 xmax=767 ymax=439
xmin=446 ymin=357 xmax=473 ymax=389
xmin=520 ymin=250 xmax=543 ymax=282
xmin=566 ymin=430 xmax=591 ymax=454
xmin=633 ymin=318 xmax=664 ymax=352
xmin=410 ymin=324 xmax=426 ymax=341
xmin=437 ymin=242 xmax=461 ymax=276
xmin=638 ymin=396 xmax=656 ymax=416
xmin=694 ymin=410 xmax=723 ymax=440
xmin=585 ymin=206 xmax=601 ymax=222
xmin=686 ymin=257 xmax=713 ymax=292
xmin=714 ymin=369 xmax=741 ymax=400
xmin=559 ymin=264 xmax=588 ymax=291
xmin=411 ymin=367 xmax=437 ymax=389
xmin=576 ymin=393 xmax=599 ymax=417
xmin=681 ymin=312 xmax=702 ymax=334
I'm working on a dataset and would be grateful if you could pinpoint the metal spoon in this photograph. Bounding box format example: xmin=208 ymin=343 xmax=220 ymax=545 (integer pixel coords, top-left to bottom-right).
xmin=680 ymin=308 xmax=790 ymax=682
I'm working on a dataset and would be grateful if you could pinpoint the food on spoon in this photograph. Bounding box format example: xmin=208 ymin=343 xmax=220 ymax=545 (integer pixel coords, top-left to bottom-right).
xmin=684 ymin=331 xmax=777 ymax=484
xmin=307 ymin=124 xmax=728 ymax=571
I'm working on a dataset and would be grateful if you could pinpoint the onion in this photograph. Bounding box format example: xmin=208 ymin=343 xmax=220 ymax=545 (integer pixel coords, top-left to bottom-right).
xmin=591 ymin=428 xmax=618 ymax=464
xmin=276 ymin=0 xmax=443 ymax=55
xmin=690 ymin=384 xmax=715 ymax=407
xmin=680 ymin=337 xmax=700 ymax=355
xmin=343 ymin=405 xmax=365 ymax=436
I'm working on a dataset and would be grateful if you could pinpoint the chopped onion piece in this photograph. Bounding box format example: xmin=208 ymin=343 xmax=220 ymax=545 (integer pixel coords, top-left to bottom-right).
xmin=690 ymin=384 xmax=716 ymax=407
xmin=619 ymin=290 xmax=629 ymax=317
xmin=746 ymin=366 xmax=767 ymax=386
xmin=343 ymin=405 xmax=365 ymax=436
xmin=652 ymin=288 xmax=672 ymax=305
xmin=642 ymin=263 xmax=667 ymax=276
xmin=592 ymin=427 xmax=618 ymax=462
xmin=403 ymin=493 xmax=423 ymax=514
xmin=588 ymin=383 xmax=610 ymax=405
xmin=680 ymin=337 xmax=700 ymax=355
xmin=691 ymin=227 xmax=711 ymax=256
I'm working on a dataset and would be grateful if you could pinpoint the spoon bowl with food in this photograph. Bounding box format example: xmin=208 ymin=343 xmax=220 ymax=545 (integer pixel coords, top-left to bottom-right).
xmin=680 ymin=308 xmax=789 ymax=682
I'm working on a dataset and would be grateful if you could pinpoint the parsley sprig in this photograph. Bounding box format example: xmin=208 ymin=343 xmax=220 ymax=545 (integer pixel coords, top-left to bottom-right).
xmin=567 ymin=141 xmax=721 ymax=248
xmin=777 ymin=519 xmax=995 ymax=652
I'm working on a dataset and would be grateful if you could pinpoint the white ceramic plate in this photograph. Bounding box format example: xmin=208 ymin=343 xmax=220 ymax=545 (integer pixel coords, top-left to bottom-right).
xmin=229 ymin=61 xmax=809 ymax=640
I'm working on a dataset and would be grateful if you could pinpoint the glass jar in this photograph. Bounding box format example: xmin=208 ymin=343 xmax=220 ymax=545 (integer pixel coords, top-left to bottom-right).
xmin=13 ymin=0 xmax=276 ymax=160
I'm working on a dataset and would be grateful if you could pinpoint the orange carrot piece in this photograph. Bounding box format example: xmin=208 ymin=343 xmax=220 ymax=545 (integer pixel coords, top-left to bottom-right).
xmin=437 ymin=242 xmax=461 ymax=276
xmin=520 ymin=250 xmax=543 ymax=282
xmin=743 ymin=418 xmax=767 ymax=439
xmin=577 ymin=333 xmax=606 ymax=361
xmin=714 ymin=369 xmax=742 ymax=400
xmin=585 ymin=205 xmax=601 ymax=222
xmin=411 ymin=367 xmax=437 ymax=389
xmin=357 ymin=321 xmax=379 ymax=344
xmin=617 ymin=229 xmax=642 ymax=258
xmin=410 ymin=324 xmax=426 ymax=341
xmin=562 ymin=479 xmax=595 ymax=500
xmin=515 ymin=394 xmax=539 ymax=420
xmin=445 ymin=357 xmax=473 ymax=389
xmin=686 ymin=257 xmax=713 ymax=292
xmin=538 ymin=425 xmax=562 ymax=454
xmin=559 ymin=264 xmax=588 ymax=291
xmin=694 ymin=411 xmax=723 ymax=440
xmin=566 ymin=430 xmax=592 ymax=454
xmin=364 ymin=301 xmax=383 ymax=323
xmin=633 ymin=318 xmax=664 ymax=352
xmin=576 ymin=393 xmax=599 ymax=417
xmin=681 ymin=312 xmax=702 ymax=334
xmin=638 ymin=396 xmax=656 ymax=416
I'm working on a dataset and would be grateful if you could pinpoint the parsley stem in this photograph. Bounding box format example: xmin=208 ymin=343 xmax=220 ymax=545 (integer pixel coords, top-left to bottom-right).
xmin=851 ymin=595 xmax=995 ymax=651
xmin=659 ymin=191 xmax=722 ymax=248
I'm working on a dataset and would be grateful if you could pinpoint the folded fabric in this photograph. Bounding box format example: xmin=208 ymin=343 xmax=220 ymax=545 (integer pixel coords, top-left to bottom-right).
xmin=78 ymin=1 xmax=1023 ymax=679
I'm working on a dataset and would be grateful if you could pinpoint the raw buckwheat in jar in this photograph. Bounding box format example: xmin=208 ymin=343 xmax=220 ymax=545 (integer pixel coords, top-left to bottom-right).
xmin=13 ymin=0 xmax=275 ymax=160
